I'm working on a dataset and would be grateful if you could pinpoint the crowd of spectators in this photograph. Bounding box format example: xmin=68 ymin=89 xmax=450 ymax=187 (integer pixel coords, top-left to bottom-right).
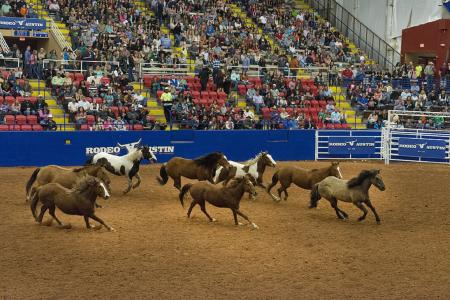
xmin=344 ymin=61 xmax=450 ymax=129
xmin=0 ymin=0 xmax=38 ymax=18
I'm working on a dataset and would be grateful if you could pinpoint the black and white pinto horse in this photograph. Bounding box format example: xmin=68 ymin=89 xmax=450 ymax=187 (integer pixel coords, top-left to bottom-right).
xmin=214 ymin=151 xmax=277 ymax=188
xmin=86 ymin=144 xmax=157 ymax=194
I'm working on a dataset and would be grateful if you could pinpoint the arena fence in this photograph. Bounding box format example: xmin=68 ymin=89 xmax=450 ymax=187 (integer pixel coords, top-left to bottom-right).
xmin=381 ymin=110 xmax=450 ymax=165
xmin=315 ymin=130 xmax=382 ymax=160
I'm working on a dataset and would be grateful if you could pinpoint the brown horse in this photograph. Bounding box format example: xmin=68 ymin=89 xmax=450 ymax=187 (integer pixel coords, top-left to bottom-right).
xmin=157 ymin=152 xmax=231 ymax=190
xmin=179 ymin=175 xmax=259 ymax=228
xmin=310 ymin=169 xmax=385 ymax=224
xmin=25 ymin=164 xmax=111 ymax=203
xmin=30 ymin=175 xmax=114 ymax=230
xmin=267 ymin=162 xmax=343 ymax=202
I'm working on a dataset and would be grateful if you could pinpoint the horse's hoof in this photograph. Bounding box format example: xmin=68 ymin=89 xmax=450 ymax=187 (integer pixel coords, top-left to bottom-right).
xmin=42 ymin=219 xmax=53 ymax=226
xmin=251 ymin=223 xmax=259 ymax=229
xmin=211 ymin=218 xmax=217 ymax=222
xmin=376 ymin=220 xmax=381 ymax=225
xmin=238 ymin=222 xmax=244 ymax=226
xmin=59 ymin=223 xmax=72 ymax=229
xmin=108 ymin=227 xmax=116 ymax=232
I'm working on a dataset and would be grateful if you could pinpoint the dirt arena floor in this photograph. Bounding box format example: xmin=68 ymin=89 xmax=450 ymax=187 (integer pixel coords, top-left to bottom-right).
xmin=0 ymin=161 xmax=450 ymax=299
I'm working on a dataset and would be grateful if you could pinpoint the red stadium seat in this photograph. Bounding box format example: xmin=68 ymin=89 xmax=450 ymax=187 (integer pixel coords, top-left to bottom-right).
xmin=16 ymin=96 xmax=24 ymax=103
xmin=94 ymin=97 xmax=103 ymax=104
xmin=0 ymin=124 xmax=8 ymax=131
xmin=133 ymin=124 xmax=144 ymax=130
xmin=85 ymin=97 xmax=93 ymax=103
xmin=5 ymin=115 xmax=15 ymax=125
xmin=86 ymin=115 xmax=95 ymax=125
xmin=74 ymin=73 xmax=84 ymax=82
xmin=28 ymin=97 xmax=37 ymax=104
xmin=20 ymin=124 xmax=32 ymax=131
xmin=80 ymin=124 xmax=89 ymax=131
xmin=32 ymin=124 xmax=43 ymax=131
xmin=15 ymin=115 xmax=27 ymax=125
xmin=110 ymin=106 xmax=119 ymax=117
xmin=143 ymin=75 xmax=152 ymax=88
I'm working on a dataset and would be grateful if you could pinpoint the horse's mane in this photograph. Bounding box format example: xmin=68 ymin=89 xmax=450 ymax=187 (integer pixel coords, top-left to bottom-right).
xmin=72 ymin=175 xmax=98 ymax=194
xmin=194 ymin=152 xmax=224 ymax=170
xmin=347 ymin=170 xmax=376 ymax=188
xmin=242 ymin=152 xmax=263 ymax=166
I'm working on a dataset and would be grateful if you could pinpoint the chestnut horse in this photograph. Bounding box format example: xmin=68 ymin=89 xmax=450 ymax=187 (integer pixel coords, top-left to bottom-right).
xmin=310 ymin=169 xmax=385 ymax=224
xmin=31 ymin=175 xmax=114 ymax=230
xmin=267 ymin=162 xmax=343 ymax=202
xmin=157 ymin=152 xmax=230 ymax=190
xmin=179 ymin=175 xmax=259 ymax=228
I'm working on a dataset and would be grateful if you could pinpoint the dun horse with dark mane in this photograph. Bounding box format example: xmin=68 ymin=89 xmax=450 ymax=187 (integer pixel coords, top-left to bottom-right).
xmin=157 ymin=152 xmax=230 ymax=190
xmin=310 ymin=169 xmax=386 ymax=224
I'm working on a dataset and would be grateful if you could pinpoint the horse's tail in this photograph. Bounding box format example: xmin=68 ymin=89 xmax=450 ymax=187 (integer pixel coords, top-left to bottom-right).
xmin=157 ymin=164 xmax=168 ymax=185
xmin=25 ymin=167 xmax=40 ymax=201
xmin=30 ymin=187 xmax=41 ymax=220
xmin=266 ymin=171 xmax=280 ymax=201
xmin=179 ymin=184 xmax=192 ymax=208
xmin=310 ymin=184 xmax=321 ymax=208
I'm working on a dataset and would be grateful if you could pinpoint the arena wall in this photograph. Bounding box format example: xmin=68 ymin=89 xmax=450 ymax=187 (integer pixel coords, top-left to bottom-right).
xmin=0 ymin=130 xmax=316 ymax=166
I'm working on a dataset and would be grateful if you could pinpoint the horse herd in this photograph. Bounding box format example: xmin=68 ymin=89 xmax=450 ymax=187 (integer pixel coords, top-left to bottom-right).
xmin=24 ymin=140 xmax=386 ymax=231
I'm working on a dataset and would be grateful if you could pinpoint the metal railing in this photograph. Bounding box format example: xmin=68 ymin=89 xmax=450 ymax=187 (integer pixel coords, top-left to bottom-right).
xmin=0 ymin=57 xmax=21 ymax=70
xmin=42 ymin=59 xmax=120 ymax=73
xmin=0 ymin=32 xmax=10 ymax=53
xmin=304 ymin=0 xmax=401 ymax=70
xmin=50 ymin=20 xmax=72 ymax=52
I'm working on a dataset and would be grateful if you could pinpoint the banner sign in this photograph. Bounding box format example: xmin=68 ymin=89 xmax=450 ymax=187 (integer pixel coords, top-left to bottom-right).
xmin=398 ymin=138 xmax=448 ymax=159
xmin=0 ymin=17 xmax=46 ymax=30
xmin=328 ymin=137 xmax=377 ymax=155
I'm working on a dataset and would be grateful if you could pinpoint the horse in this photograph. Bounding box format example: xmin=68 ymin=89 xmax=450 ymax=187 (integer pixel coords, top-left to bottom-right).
xmin=30 ymin=175 xmax=114 ymax=230
xmin=25 ymin=164 xmax=111 ymax=204
xmin=267 ymin=162 xmax=343 ymax=202
xmin=157 ymin=152 xmax=231 ymax=190
xmin=213 ymin=151 xmax=277 ymax=188
xmin=179 ymin=175 xmax=259 ymax=229
xmin=310 ymin=169 xmax=385 ymax=224
xmin=87 ymin=145 xmax=157 ymax=194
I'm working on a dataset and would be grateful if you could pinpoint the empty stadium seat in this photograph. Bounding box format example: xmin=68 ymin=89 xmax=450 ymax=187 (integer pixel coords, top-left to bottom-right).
xmin=133 ymin=124 xmax=144 ymax=130
xmin=86 ymin=115 xmax=95 ymax=125
xmin=15 ymin=115 xmax=27 ymax=125
xmin=80 ymin=124 xmax=89 ymax=130
xmin=5 ymin=115 xmax=14 ymax=125
xmin=0 ymin=124 xmax=8 ymax=131
xmin=20 ymin=124 xmax=32 ymax=131
xmin=32 ymin=124 xmax=43 ymax=131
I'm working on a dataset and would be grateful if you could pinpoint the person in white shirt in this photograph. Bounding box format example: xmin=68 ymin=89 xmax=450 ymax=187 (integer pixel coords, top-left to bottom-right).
xmin=243 ymin=107 xmax=254 ymax=120
xmin=67 ymin=99 xmax=79 ymax=123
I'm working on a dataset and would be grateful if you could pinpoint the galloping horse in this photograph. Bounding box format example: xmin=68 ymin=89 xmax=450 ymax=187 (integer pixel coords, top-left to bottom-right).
xmin=31 ymin=175 xmax=114 ymax=230
xmin=87 ymin=145 xmax=157 ymax=194
xmin=179 ymin=175 xmax=259 ymax=229
xmin=213 ymin=151 xmax=277 ymax=187
xmin=267 ymin=162 xmax=343 ymax=202
xmin=25 ymin=164 xmax=111 ymax=203
xmin=310 ymin=169 xmax=385 ymax=224
xmin=157 ymin=152 xmax=230 ymax=190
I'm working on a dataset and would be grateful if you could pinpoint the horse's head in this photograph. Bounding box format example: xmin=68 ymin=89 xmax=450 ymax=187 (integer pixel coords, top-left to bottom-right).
xmin=217 ymin=153 xmax=230 ymax=168
xmin=370 ymin=169 xmax=385 ymax=191
xmin=75 ymin=176 xmax=110 ymax=200
xmin=260 ymin=151 xmax=276 ymax=167
xmin=93 ymin=165 xmax=112 ymax=192
xmin=330 ymin=162 xmax=343 ymax=179
xmin=140 ymin=145 xmax=157 ymax=163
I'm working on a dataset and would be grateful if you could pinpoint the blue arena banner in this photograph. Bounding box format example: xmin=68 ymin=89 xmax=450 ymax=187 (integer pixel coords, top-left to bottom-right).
xmin=328 ymin=137 xmax=377 ymax=155
xmin=0 ymin=17 xmax=46 ymax=30
xmin=0 ymin=130 xmax=316 ymax=166
xmin=398 ymin=138 xmax=448 ymax=159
